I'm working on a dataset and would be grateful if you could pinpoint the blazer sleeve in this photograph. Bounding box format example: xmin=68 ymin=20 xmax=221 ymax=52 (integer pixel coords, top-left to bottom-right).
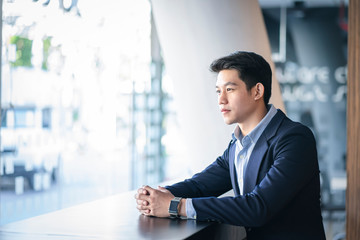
xmin=165 ymin=141 xmax=234 ymax=198
xmin=191 ymin=124 xmax=319 ymax=227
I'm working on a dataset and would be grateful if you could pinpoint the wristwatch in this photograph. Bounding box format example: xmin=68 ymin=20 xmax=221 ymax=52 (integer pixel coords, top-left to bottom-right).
xmin=168 ymin=197 xmax=182 ymax=218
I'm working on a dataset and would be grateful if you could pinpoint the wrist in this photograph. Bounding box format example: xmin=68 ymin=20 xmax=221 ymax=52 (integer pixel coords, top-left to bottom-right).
xmin=179 ymin=198 xmax=187 ymax=217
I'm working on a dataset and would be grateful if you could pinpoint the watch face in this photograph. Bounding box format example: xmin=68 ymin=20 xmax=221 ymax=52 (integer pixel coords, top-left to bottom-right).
xmin=169 ymin=200 xmax=179 ymax=213
xmin=169 ymin=197 xmax=181 ymax=217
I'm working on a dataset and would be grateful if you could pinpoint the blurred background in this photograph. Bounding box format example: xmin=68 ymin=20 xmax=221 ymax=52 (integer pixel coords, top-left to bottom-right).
xmin=0 ymin=0 xmax=347 ymax=239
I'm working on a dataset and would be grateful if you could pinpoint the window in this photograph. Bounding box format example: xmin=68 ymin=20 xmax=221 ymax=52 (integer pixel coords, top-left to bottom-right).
xmin=0 ymin=0 xmax=171 ymax=225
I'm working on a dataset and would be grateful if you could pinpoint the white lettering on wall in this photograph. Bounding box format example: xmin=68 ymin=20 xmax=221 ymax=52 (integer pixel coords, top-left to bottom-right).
xmin=276 ymin=62 xmax=347 ymax=103
xmin=335 ymin=66 xmax=347 ymax=84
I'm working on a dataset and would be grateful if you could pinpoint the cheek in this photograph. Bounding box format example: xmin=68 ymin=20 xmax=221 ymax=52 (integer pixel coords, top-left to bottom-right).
xmin=231 ymin=95 xmax=246 ymax=106
xmin=230 ymin=96 xmax=251 ymax=113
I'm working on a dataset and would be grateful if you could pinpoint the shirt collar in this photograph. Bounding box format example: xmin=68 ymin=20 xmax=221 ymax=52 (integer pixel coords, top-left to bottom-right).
xmin=232 ymin=104 xmax=277 ymax=145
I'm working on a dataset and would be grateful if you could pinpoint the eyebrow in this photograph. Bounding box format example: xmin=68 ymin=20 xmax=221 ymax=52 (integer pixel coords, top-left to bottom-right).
xmin=215 ymin=82 xmax=239 ymax=88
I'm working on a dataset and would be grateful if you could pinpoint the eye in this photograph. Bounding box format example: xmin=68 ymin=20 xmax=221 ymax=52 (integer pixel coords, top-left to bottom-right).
xmin=226 ymin=88 xmax=234 ymax=92
xmin=216 ymin=89 xmax=221 ymax=95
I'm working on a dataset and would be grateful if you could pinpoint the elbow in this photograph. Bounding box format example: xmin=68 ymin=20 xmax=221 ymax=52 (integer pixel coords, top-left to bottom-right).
xmin=243 ymin=194 xmax=272 ymax=227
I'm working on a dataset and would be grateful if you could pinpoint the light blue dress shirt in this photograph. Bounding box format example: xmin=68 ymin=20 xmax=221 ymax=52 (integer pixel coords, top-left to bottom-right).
xmin=185 ymin=105 xmax=278 ymax=219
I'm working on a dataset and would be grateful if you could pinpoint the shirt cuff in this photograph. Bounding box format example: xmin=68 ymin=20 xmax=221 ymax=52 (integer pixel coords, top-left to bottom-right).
xmin=186 ymin=198 xmax=197 ymax=219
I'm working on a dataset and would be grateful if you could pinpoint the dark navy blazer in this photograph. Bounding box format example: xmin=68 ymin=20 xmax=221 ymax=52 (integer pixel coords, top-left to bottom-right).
xmin=166 ymin=110 xmax=326 ymax=240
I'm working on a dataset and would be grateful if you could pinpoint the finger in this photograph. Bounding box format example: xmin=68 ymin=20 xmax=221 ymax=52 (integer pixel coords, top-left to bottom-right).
xmin=137 ymin=193 xmax=150 ymax=201
xmin=141 ymin=185 xmax=151 ymax=195
xmin=135 ymin=192 xmax=147 ymax=200
xmin=136 ymin=199 xmax=149 ymax=206
xmin=143 ymin=185 xmax=155 ymax=194
xmin=137 ymin=204 xmax=150 ymax=211
xmin=142 ymin=209 xmax=151 ymax=215
xmin=138 ymin=188 xmax=148 ymax=195
xmin=139 ymin=208 xmax=150 ymax=215
xmin=138 ymin=206 xmax=152 ymax=216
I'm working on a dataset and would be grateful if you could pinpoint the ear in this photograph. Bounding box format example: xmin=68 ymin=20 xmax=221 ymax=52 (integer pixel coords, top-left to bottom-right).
xmin=253 ymin=83 xmax=265 ymax=101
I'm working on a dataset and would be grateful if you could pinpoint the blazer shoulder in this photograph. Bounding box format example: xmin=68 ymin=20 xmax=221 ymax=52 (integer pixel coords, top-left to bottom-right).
xmin=278 ymin=115 xmax=315 ymax=137
xmin=269 ymin=110 xmax=314 ymax=136
xmin=262 ymin=110 xmax=316 ymax=149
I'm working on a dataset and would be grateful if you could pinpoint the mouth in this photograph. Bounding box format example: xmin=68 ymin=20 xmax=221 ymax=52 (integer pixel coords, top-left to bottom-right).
xmin=221 ymin=109 xmax=230 ymax=114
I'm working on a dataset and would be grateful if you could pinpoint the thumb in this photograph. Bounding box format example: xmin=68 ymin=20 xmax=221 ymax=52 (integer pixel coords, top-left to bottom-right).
xmin=157 ymin=186 xmax=167 ymax=192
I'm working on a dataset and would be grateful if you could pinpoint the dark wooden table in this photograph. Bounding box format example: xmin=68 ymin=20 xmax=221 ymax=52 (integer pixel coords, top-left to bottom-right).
xmin=0 ymin=191 xmax=245 ymax=239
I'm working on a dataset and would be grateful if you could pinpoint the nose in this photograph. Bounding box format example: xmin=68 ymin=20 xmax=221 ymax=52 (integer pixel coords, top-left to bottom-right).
xmin=218 ymin=91 xmax=228 ymax=105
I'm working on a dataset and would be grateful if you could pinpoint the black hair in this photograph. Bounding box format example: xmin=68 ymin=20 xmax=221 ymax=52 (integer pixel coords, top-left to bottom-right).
xmin=210 ymin=51 xmax=272 ymax=105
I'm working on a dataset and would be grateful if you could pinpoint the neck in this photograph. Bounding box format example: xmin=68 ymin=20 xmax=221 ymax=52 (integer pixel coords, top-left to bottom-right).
xmin=238 ymin=104 xmax=268 ymax=136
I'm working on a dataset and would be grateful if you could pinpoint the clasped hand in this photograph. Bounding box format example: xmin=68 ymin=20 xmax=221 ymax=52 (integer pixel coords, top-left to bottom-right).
xmin=135 ymin=185 xmax=174 ymax=218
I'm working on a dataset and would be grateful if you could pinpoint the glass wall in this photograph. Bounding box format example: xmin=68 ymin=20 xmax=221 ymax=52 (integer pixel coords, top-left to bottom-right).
xmin=0 ymin=0 xmax=181 ymax=225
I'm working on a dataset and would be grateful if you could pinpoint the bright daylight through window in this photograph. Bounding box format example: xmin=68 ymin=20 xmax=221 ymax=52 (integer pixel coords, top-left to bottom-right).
xmin=0 ymin=0 xmax=183 ymax=225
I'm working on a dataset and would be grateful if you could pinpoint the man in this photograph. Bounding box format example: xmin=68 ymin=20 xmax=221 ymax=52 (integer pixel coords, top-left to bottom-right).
xmin=135 ymin=51 xmax=326 ymax=239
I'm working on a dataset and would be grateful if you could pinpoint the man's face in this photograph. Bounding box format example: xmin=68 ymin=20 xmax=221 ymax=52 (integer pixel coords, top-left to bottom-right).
xmin=215 ymin=69 xmax=257 ymax=125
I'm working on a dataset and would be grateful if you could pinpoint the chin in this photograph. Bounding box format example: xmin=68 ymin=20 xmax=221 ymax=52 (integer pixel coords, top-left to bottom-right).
xmin=223 ymin=119 xmax=234 ymax=125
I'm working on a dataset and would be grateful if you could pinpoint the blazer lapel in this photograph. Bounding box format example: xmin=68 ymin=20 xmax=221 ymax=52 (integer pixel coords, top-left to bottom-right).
xmin=243 ymin=110 xmax=286 ymax=194
xmin=243 ymin=137 xmax=268 ymax=194
xmin=228 ymin=141 xmax=240 ymax=196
